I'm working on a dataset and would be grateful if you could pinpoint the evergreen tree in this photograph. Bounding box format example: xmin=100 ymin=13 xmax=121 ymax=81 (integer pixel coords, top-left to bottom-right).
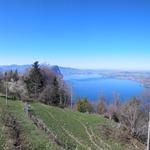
xmin=0 ymin=72 xmax=4 ymax=93
xmin=50 ymin=77 xmax=60 ymax=105
xmin=25 ymin=61 xmax=45 ymax=98
xmin=13 ymin=69 xmax=19 ymax=81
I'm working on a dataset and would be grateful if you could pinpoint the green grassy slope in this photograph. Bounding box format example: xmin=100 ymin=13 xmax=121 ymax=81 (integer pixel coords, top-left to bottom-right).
xmin=0 ymin=98 xmax=145 ymax=150
xmin=0 ymin=98 xmax=61 ymax=150
xmin=31 ymin=102 xmax=126 ymax=150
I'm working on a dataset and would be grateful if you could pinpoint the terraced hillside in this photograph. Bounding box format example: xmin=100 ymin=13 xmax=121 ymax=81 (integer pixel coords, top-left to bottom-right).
xmin=0 ymin=98 xmax=145 ymax=150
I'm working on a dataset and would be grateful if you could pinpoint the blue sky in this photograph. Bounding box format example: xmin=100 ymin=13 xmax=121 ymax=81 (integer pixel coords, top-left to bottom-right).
xmin=0 ymin=0 xmax=150 ymax=70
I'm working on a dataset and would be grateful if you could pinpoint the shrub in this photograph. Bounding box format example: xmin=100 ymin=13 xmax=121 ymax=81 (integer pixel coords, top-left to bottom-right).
xmin=76 ymin=98 xmax=93 ymax=113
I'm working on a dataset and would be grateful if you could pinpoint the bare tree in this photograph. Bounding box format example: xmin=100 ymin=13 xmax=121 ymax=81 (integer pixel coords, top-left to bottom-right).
xmin=97 ymin=95 xmax=107 ymax=115
xmin=118 ymin=97 xmax=148 ymax=139
xmin=112 ymin=92 xmax=120 ymax=111
xmin=107 ymin=92 xmax=121 ymax=120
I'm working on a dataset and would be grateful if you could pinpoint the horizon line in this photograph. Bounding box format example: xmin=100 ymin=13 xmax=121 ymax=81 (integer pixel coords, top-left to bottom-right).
xmin=0 ymin=63 xmax=150 ymax=72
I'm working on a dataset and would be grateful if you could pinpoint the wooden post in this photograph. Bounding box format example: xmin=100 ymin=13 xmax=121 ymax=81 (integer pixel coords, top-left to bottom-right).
xmin=71 ymin=86 xmax=73 ymax=109
xmin=147 ymin=112 xmax=150 ymax=150
xmin=5 ymin=80 xmax=8 ymax=105
xmin=71 ymin=85 xmax=73 ymax=109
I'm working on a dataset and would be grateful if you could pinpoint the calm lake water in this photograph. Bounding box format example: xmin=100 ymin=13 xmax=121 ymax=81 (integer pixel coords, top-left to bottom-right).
xmin=65 ymin=75 xmax=145 ymax=103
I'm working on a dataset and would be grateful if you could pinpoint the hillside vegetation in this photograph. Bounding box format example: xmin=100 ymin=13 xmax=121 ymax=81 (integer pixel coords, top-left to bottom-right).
xmin=0 ymin=98 xmax=145 ymax=150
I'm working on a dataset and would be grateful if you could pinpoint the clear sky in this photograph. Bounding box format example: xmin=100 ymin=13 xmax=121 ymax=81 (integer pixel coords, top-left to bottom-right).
xmin=0 ymin=0 xmax=150 ymax=70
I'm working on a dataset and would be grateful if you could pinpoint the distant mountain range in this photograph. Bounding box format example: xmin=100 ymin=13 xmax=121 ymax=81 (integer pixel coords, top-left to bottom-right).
xmin=0 ymin=64 xmax=62 ymax=76
xmin=1 ymin=64 xmax=150 ymax=89
xmin=0 ymin=64 xmax=124 ymax=77
xmin=0 ymin=64 xmax=31 ymax=73
xmin=0 ymin=64 xmax=150 ymax=78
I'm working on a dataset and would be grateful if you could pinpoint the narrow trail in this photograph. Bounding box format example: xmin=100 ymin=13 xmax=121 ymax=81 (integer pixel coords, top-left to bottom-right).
xmin=47 ymin=111 xmax=88 ymax=149
xmin=77 ymin=120 xmax=103 ymax=150
xmin=62 ymin=127 xmax=87 ymax=149
xmin=33 ymin=105 xmax=112 ymax=150
xmin=89 ymin=127 xmax=111 ymax=150
xmin=65 ymin=112 xmax=109 ymax=150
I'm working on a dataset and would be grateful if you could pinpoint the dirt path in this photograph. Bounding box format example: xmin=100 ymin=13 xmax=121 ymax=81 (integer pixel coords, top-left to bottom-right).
xmin=42 ymin=105 xmax=88 ymax=148
xmin=48 ymin=111 xmax=88 ymax=149
xmin=78 ymin=120 xmax=103 ymax=150
xmin=62 ymin=127 xmax=87 ymax=149
xmin=89 ymin=127 xmax=111 ymax=150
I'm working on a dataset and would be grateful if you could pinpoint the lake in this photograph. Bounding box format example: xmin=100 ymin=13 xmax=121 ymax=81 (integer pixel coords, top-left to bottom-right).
xmin=65 ymin=75 xmax=145 ymax=103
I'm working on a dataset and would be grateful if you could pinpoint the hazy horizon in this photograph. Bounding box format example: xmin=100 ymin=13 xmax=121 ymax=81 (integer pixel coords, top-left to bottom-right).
xmin=0 ymin=62 xmax=150 ymax=72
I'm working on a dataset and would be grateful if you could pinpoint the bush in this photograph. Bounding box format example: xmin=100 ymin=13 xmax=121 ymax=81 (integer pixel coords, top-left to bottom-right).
xmin=76 ymin=98 xmax=93 ymax=113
